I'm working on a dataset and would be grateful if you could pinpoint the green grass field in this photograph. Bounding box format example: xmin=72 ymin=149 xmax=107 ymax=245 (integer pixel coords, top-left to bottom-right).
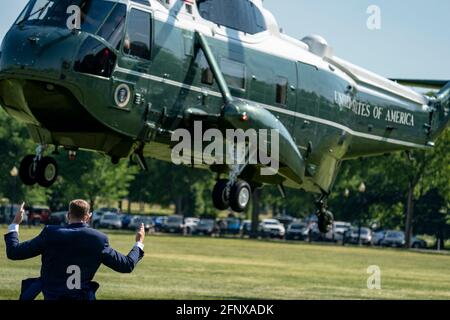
xmin=1 ymin=226 xmax=449 ymax=300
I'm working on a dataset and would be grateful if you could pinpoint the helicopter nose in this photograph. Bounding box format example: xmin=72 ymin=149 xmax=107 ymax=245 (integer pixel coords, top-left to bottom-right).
xmin=0 ymin=26 xmax=78 ymax=79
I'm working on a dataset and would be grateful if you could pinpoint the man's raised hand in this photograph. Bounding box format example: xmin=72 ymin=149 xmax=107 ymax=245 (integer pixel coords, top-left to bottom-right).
xmin=136 ymin=223 xmax=145 ymax=244
xmin=12 ymin=202 xmax=25 ymax=225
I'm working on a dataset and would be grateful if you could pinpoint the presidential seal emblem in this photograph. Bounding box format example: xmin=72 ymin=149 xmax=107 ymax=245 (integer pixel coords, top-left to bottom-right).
xmin=114 ymin=84 xmax=131 ymax=108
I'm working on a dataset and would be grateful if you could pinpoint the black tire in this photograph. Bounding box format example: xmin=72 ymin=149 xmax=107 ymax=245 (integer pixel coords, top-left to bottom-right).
xmin=229 ymin=180 xmax=252 ymax=213
xmin=19 ymin=155 xmax=37 ymax=186
xmin=36 ymin=157 xmax=58 ymax=188
xmin=212 ymin=179 xmax=230 ymax=210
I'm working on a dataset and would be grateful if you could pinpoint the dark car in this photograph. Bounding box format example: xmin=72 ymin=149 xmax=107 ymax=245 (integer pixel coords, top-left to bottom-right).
xmin=286 ymin=222 xmax=307 ymax=241
xmin=240 ymin=220 xmax=252 ymax=238
xmin=26 ymin=205 xmax=51 ymax=225
xmin=381 ymin=231 xmax=405 ymax=248
xmin=153 ymin=216 xmax=168 ymax=232
xmin=192 ymin=219 xmax=216 ymax=236
xmin=129 ymin=215 xmax=154 ymax=232
xmin=226 ymin=218 xmax=241 ymax=235
xmin=371 ymin=230 xmax=387 ymax=246
xmin=163 ymin=215 xmax=185 ymax=234
xmin=48 ymin=211 xmax=68 ymax=226
xmin=411 ymin=237 xmax=427 ymax=249
xmin=121 ymin=214 xmax=132 ymax=229
xmin=0 ymin=204 xmax=21 ymax=224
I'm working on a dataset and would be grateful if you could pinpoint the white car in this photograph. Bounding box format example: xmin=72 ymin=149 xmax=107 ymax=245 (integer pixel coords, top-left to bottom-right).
xmin=259 ymin=219 xmax=286 ymax=239
xmin=333 ymin=221 xmax=352 ymax=241
xmin=184 ymin=217 xmax=200 ymax=234
xmin=99 ymin=213 xmax=122 ymax=229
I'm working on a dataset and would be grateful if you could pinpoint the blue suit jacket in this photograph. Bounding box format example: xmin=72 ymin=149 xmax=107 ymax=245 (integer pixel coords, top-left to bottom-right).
xmin=4 ymin=223 xmax=144 ymax=300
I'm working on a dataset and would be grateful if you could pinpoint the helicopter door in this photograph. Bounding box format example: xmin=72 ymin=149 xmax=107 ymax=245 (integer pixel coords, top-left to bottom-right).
xmin=292 ymin=62 xmax=319 ymax=156
xmin=110 ymin=6 xmax=153 ymax=135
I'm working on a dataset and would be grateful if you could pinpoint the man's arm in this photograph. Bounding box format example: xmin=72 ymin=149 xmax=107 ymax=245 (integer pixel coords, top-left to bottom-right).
xmin=4 ymin=203 xmax=46 ymax=261
xmin=101 ymin=224 xmax=145 ymax=273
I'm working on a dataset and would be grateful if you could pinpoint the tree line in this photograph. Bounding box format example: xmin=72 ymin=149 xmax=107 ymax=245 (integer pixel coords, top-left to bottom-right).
xmin=0 ymin=108 xmax=448 ymax=246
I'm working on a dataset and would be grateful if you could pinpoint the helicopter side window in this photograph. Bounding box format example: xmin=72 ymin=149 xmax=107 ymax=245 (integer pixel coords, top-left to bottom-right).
xmin=196 ymin=51 xmax=214 ymax=86
xmin=221 ymin=58 xmax=246 ymax=90
xmin=123 ymin=9 xmax=152 ymax=61
xmin=197 ymin=0 xmax=267 ymax=35
xmin=97 ymin=4 xmax=127 ymax=50
xmin=276 ymin=77 xmax=288 ymax=105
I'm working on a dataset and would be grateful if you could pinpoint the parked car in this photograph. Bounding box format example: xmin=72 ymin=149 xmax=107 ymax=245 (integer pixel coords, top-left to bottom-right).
xmin=153 ymin=216 xmax=168 ymax=232
xmin=48 ymin=211 xmax=68 ymax=226
xmin=411 ymin=236 xmax=428 ymax=249
xmin=26 ymin=205 xmax=51 ymax=225
xmin=192 ymin=219 xmax=216 ymax=236
xmin=381 ymin=231 xmax=427 ymax=248
xmin=0 ymin=204 xmax=21 ymax=224
xmin=129 ymin=215 xmax=154 ymax=232
xmin=274 ymin=215 xmax=295 ymax=228
xmin=259 ymin=219 xmax=285 ymax=239
xmin=91 ymin=210 xmax=106 ymax=228
xmin=371 ymin=230 xmax=387 ymax=246
xmin=348 ymin=227 xmax=373 ymax=245
xmin=121 ymin=214 xmax=133 ymax=229
xmin=184 ymin=217 xmax=200 ymax=234
xmin=163 ymin=215 xmax=185 ymax=234
xmin=226 ymin=217 xmax=241 ymax=235
xmin=381 ymin=231 xmax=405 ymax=247
xmin=333 ymin=222 xmax=352 ymax=241
xmin=286 ymin=222 xmax=307 ymax=241
xmin=240 ymin=220 xmax=252 ymax=238
xmin=99 ymin=213 xmax=122 ymax=229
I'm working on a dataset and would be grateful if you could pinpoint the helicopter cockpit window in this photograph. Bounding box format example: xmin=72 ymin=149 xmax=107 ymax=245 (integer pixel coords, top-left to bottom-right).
xmin=16 ymin=0 xmax=115 ymax=35
xmin=197 ymin=0 xmax=267 ymax=35
xmin=123 ymin=9 xmax=152 ymax=61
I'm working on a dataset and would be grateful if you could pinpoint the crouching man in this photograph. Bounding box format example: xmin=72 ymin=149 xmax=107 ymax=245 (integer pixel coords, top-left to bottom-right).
xmin=4 ymin=200 xmax=145 ymax=300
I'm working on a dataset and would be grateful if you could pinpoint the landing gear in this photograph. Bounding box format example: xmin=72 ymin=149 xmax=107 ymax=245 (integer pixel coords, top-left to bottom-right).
xmin=316 ymin=194 xmax=334 ymax=233
xmin=19 ymin=155 xmax=37 ymax=186
xmin=229 ymin=180 xmax=251 ymax=213
xmin=212 ymin=179 xmax=230 ymax=210
xmin=18 ymin=145 xmax=59 ymax=188
xmin=35 ymin=157 xmax=58 ymax=188
xmin=212 ymin=179 xmax=252 ymax=213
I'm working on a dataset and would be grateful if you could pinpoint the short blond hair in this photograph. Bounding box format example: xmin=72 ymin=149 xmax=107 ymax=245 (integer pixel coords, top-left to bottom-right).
xmin=69 ymin=199 xmax=90 ymax=219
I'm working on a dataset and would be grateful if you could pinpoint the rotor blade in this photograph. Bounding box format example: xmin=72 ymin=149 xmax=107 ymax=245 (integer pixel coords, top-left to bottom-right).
xmin=390 ymin=79 xmax=449 ymax=90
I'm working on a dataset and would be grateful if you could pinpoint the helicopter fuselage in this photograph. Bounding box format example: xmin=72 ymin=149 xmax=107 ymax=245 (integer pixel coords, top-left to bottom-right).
xmin=0 ymin=0 xmax=440 ymax=197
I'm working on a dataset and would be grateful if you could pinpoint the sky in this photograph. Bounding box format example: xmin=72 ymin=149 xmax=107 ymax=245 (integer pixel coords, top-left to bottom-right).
xmin=0 ymin=0 xmax=449 ymax=80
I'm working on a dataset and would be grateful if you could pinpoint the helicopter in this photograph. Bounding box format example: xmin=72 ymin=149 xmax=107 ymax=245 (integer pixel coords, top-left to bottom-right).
xmin=0 ymin=0 xmax=448 ymax=232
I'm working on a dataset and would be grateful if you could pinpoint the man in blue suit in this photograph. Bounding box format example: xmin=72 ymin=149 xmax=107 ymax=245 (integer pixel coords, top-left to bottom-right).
xmin=4 ymin=199 xmax=145 ymax=300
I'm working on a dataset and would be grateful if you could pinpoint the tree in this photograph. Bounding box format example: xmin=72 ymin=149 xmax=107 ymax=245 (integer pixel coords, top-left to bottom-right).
xmin=49 ymin=152 xmax=138 ymax=210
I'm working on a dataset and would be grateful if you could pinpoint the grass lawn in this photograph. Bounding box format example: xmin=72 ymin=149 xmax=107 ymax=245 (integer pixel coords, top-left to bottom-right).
xmin=1 ymin=226 xmax=449 ymax=300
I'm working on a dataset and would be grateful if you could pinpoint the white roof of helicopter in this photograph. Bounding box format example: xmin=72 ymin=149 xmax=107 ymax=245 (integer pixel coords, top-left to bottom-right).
xmin=143 ymin=0 xmax=427 ymax=105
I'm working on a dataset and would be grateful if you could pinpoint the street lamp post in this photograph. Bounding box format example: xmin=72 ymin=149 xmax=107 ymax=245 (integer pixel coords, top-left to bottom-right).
xmin=10 ymin=166 xmax=19 ymax=222
xmin=358 ymin=182 xmax=366 ymax=245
